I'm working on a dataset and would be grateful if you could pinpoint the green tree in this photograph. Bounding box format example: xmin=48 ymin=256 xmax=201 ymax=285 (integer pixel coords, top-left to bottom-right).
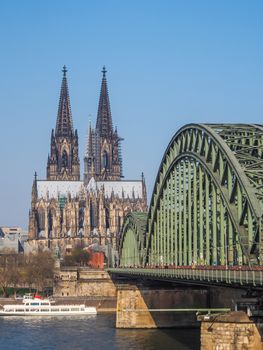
xmin=62 ymin=248 xmax=90 ymax=266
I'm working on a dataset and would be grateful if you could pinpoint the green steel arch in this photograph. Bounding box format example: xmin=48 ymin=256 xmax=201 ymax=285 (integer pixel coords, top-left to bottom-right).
xmin=146 ymin=124 xmax=263 ymax=267
xmin=119 ymin=212 xmax=147 ymax=267
xmin=119 ymin=124 xmax=263 ymax=268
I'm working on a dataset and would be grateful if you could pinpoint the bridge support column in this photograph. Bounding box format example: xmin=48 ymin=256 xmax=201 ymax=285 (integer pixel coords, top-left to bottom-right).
xmin=116 ymin=285 xmax=156 ymax=328
xmin=116 ymin=284 xmax=208 ymax=328
xmin=199 ymin=311 xmax=262 ymax=349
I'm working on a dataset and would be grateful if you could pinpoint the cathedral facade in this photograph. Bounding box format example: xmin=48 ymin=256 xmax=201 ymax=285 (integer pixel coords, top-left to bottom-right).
xmin=28 ymin=66 xmax=147 ymax=255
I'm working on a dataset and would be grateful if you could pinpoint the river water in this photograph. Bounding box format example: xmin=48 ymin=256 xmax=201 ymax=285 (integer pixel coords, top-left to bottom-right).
xmin=0 ymin=314 xmax=200 ymax=350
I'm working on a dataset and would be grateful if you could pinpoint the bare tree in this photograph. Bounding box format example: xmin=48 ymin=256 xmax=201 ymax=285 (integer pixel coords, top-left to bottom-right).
xmin=8 ymin=255 xmax=23 ymax=298
xmin=24 ymin=250 xmax=54 ymax=292
xmin=0 ymin=254 xmax=22 ymax=297
xmin=0 ymin=250 xmax=55 ymax=296
xmin=0 ymin=255 xmax=11 ymax=297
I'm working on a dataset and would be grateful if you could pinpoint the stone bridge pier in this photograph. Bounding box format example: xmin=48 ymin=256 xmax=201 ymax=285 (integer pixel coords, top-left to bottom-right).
xmin=115 ymin=282 xmax=263 ymax=349
xmin=199 ymin=312 xmax=263 ymax=350
xmin=116 ymin=283 xmax=208 ymax=328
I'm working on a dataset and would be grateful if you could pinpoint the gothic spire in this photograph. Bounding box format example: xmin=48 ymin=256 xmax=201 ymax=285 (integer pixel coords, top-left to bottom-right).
xmin=55 ymin=66 xmax=74 ymax=137
xmin=31 ymin=171 xmax=38 ymax=206
xmin=87 ymin=121 xmax=94 ymax=157
xmin=47 ymin=66 xmax=80 ymax=181
xmin=96 ymin=66 xmax=113 ymax=138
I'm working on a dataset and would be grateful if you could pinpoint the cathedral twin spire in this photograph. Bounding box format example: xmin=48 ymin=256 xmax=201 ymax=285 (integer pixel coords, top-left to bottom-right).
xmin=46 ymin=65 xmax=122 ymax=183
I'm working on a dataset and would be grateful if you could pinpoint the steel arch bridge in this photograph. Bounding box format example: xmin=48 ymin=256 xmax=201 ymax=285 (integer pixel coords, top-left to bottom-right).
xmin=119 ymin=124 xmax=263 ymax=274
xmin=119 ymin=212 xmax=148 ymax=267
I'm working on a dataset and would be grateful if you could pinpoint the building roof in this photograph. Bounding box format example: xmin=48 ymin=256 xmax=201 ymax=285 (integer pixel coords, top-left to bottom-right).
xmin=0 ymin=227 xmax=22 ymax=236
xmin=87 ymin=178 xmax=143 ymax=199
xmin=36 ymin=178 xmax=143 ymax=200
xmin=37 ymin=181 xmax=83 ymax=199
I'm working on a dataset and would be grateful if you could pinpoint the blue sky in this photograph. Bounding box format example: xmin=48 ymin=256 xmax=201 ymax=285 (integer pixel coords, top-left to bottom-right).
xmin=0 ymin=0 xmax=263 ymax=229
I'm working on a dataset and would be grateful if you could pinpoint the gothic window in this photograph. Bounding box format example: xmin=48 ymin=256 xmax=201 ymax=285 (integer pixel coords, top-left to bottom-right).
xmin=90 ymin=203 xmax=97 ymax=230
xmin=37 ymin=208 xmax=45 ymax=235
xmin=79 ymin=207 xmax=84 ymax=230
xmin=62 ymin=150 xmax=68 ymax=168
xmin=90 ymin=203 xmax=94 ymax=229
xmin=103 ymin=151 xmax=108 ymax=169
xmin=48 ymin=211 xmax=53 ymax=238
xmin=105 ymin=208 xmax=110 ymax=229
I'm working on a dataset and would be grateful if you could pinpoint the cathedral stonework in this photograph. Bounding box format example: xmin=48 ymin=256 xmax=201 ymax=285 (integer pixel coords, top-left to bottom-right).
xmin=84 ymin=66 xmax=122 ymax=184
xmin=47 ymin=66 xmax=80 ymax=181
xmin=28 ymin=67 xmax=147 ymax=256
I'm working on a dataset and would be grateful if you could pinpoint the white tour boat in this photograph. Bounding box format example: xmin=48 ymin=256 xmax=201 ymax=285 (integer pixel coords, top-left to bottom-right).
xmin=0 ymin=294 xmax=97 ymax=316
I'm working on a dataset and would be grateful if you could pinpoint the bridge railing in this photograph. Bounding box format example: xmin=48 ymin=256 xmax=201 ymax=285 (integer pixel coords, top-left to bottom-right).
xmin=108 ymin=267 xmax=263 ymax=287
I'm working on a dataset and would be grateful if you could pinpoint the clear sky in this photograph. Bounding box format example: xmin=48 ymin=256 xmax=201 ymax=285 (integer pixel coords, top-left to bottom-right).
xmin=0 ymin=0 xmax=263 ymax=229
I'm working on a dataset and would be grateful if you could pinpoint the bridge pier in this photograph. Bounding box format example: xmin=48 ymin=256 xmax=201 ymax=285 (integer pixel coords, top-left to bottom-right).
xmin=116 ymin=285 xmax=155 ymax=328
xmin=116 ymin=284 xmax=208 ymax=328
xmin=199 ymin=311 xmax=263 ymax=349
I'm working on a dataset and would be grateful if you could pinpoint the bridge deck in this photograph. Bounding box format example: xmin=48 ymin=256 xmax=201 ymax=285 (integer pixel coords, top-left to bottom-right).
xmin=108 ymin=268 xmax=263 ymax=288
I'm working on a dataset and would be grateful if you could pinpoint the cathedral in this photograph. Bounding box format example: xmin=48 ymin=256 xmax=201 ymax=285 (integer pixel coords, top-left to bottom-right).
xmin=28 ymin=66 xmax=147 ymax=255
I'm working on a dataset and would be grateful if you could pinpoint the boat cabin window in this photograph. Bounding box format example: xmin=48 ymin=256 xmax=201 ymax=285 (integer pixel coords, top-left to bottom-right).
xmin=31 ymin=303 xmax=39 ymax=306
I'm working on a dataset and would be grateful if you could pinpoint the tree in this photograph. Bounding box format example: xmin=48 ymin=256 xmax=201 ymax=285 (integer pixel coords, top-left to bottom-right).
xmin=0 ymin=254 xmax=23 ymax=297
xmin=0 ymin=255 xmax=12 ymax=297
xmin=62 ymin=248 xmax=90 ymax=266
xmin=24 ymin=250 xmax=54 ymax=292
xmin=0 ymin=250 xmax=54 ymax=296
xmin=8 ymin=254 xmax=24 ymax=298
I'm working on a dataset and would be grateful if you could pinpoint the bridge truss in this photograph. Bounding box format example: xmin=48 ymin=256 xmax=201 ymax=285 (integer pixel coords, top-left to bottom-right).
xmin=119 ymin=124 xmax=263 ymax=269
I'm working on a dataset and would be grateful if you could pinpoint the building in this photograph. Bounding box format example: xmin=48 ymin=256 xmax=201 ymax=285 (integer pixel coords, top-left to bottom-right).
xmin=0 ymin=226 xmax=22 ymax=236
xmin=0 ymin=227 xmax=26 ymax=254
xmin=28 ymin=66 xmax=147 ymax=255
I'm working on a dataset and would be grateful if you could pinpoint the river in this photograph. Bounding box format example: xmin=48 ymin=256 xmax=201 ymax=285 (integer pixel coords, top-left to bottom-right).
xmin=0 ymin=314 xmax=200 ymax=349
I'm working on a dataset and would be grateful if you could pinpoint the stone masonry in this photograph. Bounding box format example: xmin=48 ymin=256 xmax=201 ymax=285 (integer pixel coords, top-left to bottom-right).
xmin=53 ymin=268 xmax=116 ymax=298
xmin=200 ymin=311 xmax=263 ymax=350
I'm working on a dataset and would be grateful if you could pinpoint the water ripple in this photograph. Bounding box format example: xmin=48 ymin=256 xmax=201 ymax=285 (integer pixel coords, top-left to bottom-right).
xmin=0 ymin=314 xmax=199 ymax=350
